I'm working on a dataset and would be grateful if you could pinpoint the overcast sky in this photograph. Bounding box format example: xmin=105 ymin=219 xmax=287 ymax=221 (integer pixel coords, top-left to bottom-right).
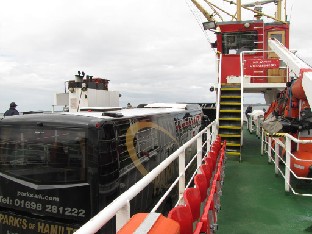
xmin=0 ymin=0 xmax=311 ymax=113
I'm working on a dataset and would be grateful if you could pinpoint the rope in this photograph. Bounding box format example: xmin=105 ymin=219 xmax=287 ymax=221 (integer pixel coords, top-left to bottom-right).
xmin=184 ymin=0 xmax=217 ymax=53
xmin=203 ymin=0 xmax=224 ymax=21
xmin=204 ymin=0 xmax=236 ymax=20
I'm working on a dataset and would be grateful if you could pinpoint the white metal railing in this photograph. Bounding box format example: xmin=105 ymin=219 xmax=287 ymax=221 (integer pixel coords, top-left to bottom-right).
xmin=74 ymin=121 xmax=218 ymax=234
xmin=247 ymin=112 xmax=264 ymax=138
xmin=261 ymin=129 xmax=312 ymax=196
xmin=215 ymin=54 xmax=222 ymax=124
xmin=240 ymin=51 xmax=245 ymax=145
xmin=256 ymin=115 xmax=263 ymax=138
xmin=246 ymin=113 xmax=253 ymax=133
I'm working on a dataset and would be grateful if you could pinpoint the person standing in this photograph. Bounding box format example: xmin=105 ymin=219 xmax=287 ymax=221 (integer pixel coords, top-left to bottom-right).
xmin=127 ymin=103 xmax=133 ymax=108
xmin=4 ymin=102 xmax=19 ymax=116
xmin=245 ymin=105 xmax=252 ymax=119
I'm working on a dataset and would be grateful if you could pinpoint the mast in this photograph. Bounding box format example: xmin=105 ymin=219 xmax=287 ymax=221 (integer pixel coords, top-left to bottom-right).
xmin=237 ymin=0 xmax=241 ymax=21
xmin=276 ymin=0 xmax=282 ymax=21
xmin=191 ymin=0 xmax=214 ymax=22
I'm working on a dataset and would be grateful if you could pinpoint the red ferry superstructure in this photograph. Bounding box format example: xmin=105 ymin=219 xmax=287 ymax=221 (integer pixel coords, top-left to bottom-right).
xmin=195 ymin=0 xmax=291 ymax=158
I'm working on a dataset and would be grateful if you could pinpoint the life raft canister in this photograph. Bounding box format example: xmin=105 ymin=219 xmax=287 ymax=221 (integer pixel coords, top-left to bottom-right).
xmin=118 ymin=213 xmax=179 ymax=234
xmin=291 ymin=151 xmax=312 ymax=177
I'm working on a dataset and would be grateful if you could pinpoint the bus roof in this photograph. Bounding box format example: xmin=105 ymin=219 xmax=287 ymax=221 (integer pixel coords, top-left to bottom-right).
xmin=65 ymin=103 xmax=201 ymax=119
xmin=0 ymin=104 xmax=202 ymax=126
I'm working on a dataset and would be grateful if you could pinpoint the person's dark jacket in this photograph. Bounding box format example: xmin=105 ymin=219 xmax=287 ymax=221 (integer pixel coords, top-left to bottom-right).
xmin=245 ymin=106 xmax=252 ymax=118
xmin=4 ymin=108 xmax=19 ymax=116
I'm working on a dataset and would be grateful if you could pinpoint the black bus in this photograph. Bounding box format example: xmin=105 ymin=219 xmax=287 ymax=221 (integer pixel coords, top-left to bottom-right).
xmin=0 ymin=103 xmax=203 ymax=233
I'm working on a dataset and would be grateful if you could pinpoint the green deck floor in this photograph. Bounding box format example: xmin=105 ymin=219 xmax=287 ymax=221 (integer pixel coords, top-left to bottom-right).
xmin=217 ymin=128 xmax=312 ymax=234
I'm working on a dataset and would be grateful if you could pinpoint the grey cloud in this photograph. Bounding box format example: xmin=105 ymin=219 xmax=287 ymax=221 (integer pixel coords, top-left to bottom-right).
xmin=0 ymin=0 xmax=311 ymax=113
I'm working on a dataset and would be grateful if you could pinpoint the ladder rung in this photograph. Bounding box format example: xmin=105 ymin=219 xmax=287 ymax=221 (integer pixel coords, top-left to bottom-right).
xmin=221 ymin=96 xmax=241 ymax=98
xmin=226 ymin=143 xmax=241 ymax=147
xmin=220 ymin=102 xmax=241 ymax=105
xmin=227 ymin=151 xmax=241 ymax=156
xmin=219 ymin=134 xmax=241 ymax=138
xmin=220 ymin=110 xmax=241 ymax=113
xmin=219 ymin=126 xmax=241 ymax=130
xmin=219 ymin=118 xmax=241 ymax=121
xmin=221 ymin=88 xmax=241 ymax=91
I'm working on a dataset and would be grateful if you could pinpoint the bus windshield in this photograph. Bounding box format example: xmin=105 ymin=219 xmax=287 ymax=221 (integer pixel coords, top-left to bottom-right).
xmin=0 ymin=125 xmax=86 ymax=184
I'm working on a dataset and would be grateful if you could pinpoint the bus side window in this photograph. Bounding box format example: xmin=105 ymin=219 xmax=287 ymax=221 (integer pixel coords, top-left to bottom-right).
xmin=102 ymin=124 xmax=116 ymax=141
xmin=49 ymin=142 xmax=69 ymax=168
xmin=79 ymin=138 xmax=86 ymax=180
xmin=98 ymin=124 xmax=118 ymax=184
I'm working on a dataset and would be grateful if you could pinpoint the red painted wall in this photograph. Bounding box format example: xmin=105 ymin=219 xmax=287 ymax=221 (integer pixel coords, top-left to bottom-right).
xmin=216 ymin=21 xmax=289 ymax=84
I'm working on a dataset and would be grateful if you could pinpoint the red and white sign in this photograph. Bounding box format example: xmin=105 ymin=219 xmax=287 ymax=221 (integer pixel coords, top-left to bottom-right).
xmin=245 ymin=59 xmax=280 ymax=69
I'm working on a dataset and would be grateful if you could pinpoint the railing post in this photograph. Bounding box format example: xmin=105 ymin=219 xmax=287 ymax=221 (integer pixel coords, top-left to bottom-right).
xmin=285 ymin=136 xmax=291 ymax=192
xmin=240 ymin=52 xmax=244 ymax=145
xmin=256 ymin=116 xmax=259 ymax=136
xmin=256 ymin=116 xmax=262 ymax=138
xmin=261 ymin=129 xmax=264 ymax=156
xmin=265 ymin=134 xmax=269 ymax=153
xmin=116 ymin=200 xmax=130 ymax=232
xmin=212 ymin=124 xmax=217 ymax=142
xmin=274 ymin=139 xmax=279 ymax=175
xmin=178 ymin=149 xmax=186 ymax=204
xmin=248 ymin=114 xmax=253 ymax=133
xmin=197 ymin=134 xmax=203 ymax=168
xmin=246 ymin=115 xmax=249 ymax=131
xmin=207 ymin=127 xmax=211 ymax=151
xmin=268 ymin=136 xmax=272 ymax=163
